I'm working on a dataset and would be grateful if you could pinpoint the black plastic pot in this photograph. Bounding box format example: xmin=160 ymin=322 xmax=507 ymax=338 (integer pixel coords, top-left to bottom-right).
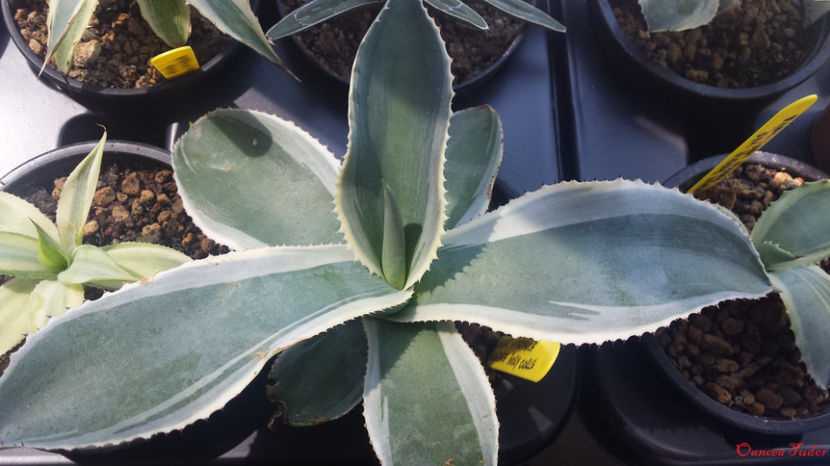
xmin=590 ymin=0 xmax=830 ymax=105
xmin=274 ymin=0 xmax=529 ymax=95
xmin=0 ymin=0 xmax=256 ymax=107
xmin=644 ymin=152 xmax=830 ymax=436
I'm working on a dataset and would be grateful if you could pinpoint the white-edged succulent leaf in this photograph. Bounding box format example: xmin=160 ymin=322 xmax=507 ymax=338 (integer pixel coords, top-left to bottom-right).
xmin=55 ymin=132 xmax=105 ymax=253
xmin=0 ymin=193 xmax=60 ymax=241
xmin=267 ymin=0 xmax=380 ymax=40
xmin=103 ymin=242 xmax=191 ymax=279
xmin=481 ymin=0 xmax=565 ymax=32
xmin=0 ymin=279 xmax=39 ymax=355
xmin=0 ymin=232 xmax=55 ymax=278
xmin=424 ymin=0 xmax=488 ymax=29
xmin=637 ymin=0 xmax=719 ymax=31
xmin=444 ymin=106 xmax=503 ymax=229
xmin=336 ymin=0 xmax=452 ymax=289
xmin=26 ymin=279 xmax=84 ymax=333
xmin=57 ymin=245 xmax=139 ymax=289
xmin=188 ymin=0 xmax=287 ymax=69
xmin=752 ymin=181 xmax=830 ymax=271
xmin=363 ymin=319 xmax=497 ymax=466
xmin=0 ymin=245 xmax=410 ymax=449
xmin=389 ymin=180 xmax=772 ymax=343
xmin=771 ymin=266 xmax=830 ymax=389
xmin=267 ymin=319 xmax=367 ymax=426
xmin=137 ymin=0 xmax=191 ymax=47
xmin=45 ymin=0 xmax=98 ymax=73
xmin=173 ymin=109 xmax=342 ymax=249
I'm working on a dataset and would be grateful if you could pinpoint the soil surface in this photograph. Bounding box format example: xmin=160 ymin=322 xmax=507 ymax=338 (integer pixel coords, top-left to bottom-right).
xmin=655 ymin=163 xmax=830 ymax=419
xmin=11 ymin=0 xmax=229 ymax=88
xmin=280 ymin=0 xmax=528 ymax=85
xmin=0 ymin=158 xmax=228 ymax=376
xmin=611 ymin=0 xmax=817 ymax=88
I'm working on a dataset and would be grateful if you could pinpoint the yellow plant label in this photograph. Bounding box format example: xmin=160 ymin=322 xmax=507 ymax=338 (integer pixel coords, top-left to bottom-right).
xmin=151 ymin=46 xmax=200 ymax=79
xmin=687 ymin=94 xmax=817 ymax=194
xmin=487 ymin=336 xmax=560 ymax=382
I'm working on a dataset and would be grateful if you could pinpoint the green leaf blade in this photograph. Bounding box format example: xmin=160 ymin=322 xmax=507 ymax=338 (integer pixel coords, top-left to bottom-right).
xmin=173 ymin=109 xmax=343 ymax=249
xmin=752 ymin=181 xmax=830 ymax=271
xmin=0 ymin=245 xmax=410 ymax=449
xmin=104 ymin=242 xmax=191 ymax=279
xmin=481 ymin=0 xmax=565 ymax=32
xmin=188 ymin=0 xmax=288 ymax=69
xmin=137 ymin=0 xmax=191 ymax=47
xmin=57 ymin=245 xmax=139 ymax=288
xmin=637 ymin=0 xmax=719 ymax=31
xmin=267 ymin=320 xmax=367 ymax=426
xmin=267 ymin=0 xmax=380 ymax=40
xmin=45 ymin=0 xmax=98 ymax=73
xmin=391 ymin=180 xmax=772 ymax=343
xmin=363 ymin=319 xmax=497 ymax=466
xmin=424 ymin=0 xmax=488 ymax=29
xmin=444 ymin=106 xmax=503 ymax=229
xmin=771 ymin=266 xmax=830 ymax=390
xmin=381 ymin=179 xmax=406 ymax=289
xmin=32 ymin=222 xmax=69 ymax=272
xmin=55 ymin=132 xmax=105 ymax=252
xmin=0 ymin=232 xmax=56 ymax=279
xmin=336 ymin=0 xmax=452 ymax=288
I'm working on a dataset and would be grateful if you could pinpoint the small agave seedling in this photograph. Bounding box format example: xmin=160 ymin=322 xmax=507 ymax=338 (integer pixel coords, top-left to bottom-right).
xmin=44 ymin=0 xmax=286 ymax=75
xmin=636 ymin=0 xmax=830 ymax=32
xmin=266 ymin=0 xmax=565 ymax=40
xmin=0 ymin=133 xmax=191 ymax=356
xmin=0 ymin=0 xmax=808 ymax=463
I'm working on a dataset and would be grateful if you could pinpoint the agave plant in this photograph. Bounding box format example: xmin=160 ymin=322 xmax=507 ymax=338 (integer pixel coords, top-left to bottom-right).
xmin=43 ymin=0 xmax=285 ymax=75
xmin=0 ymin=0 xmax=819 ymax=463
xmin=749 ymin=180 xmax=830 ymax=389
xmin=0 ymin=133 xmax=190 ymax=356
xmin=266 ymin=0 xmax=565 ymax=40
xmin=637 ymin=0 xmax=830 ymax=32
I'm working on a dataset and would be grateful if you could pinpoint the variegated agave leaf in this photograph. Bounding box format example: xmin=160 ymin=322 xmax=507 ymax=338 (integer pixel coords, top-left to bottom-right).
xmin=335 ymin=0 xmax=452 ymax=290
xmin=266 ymin=0 xmax=563 ymax=40
xmin=389 ymin=180 xmax=773 ymax=344
xmin=0 ymin=246 xmax=410 ymax=449
xmin=137 ymin=0 xmax=191 ymax=47
xmin=44 ymin=0 xmax=98 ymax=73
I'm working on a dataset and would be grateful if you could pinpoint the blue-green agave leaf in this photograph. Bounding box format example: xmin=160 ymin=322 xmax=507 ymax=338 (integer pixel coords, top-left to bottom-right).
xmin=0 ymin=245 xmax=409 ymax=449
xmin=363 ymin=319 xmax=497 ymax=465
xmin=335 ymin=0 xmax=453 ymax=289
xmin=771 ymin=266 xmax=830 ymax=390
xmin=389 ymin=180 xmax=772 ymax=343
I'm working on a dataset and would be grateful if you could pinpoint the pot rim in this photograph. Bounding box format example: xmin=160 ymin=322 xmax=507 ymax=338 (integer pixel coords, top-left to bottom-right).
xmin=0 ymin=0 xmax=251 ymax=99
xmin=592 ymin=0 xmax=830 ymax=102
xmin=649 ymin=152 xmax=830 ymax=435
xmin=274 ymin=0 xmax=528 ymax=94
xmin=0 ymin=140 xmax=171 ymax=189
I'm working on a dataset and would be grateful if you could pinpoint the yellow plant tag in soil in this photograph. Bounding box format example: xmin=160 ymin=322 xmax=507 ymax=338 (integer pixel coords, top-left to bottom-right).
xmin=151 ymin=46 xmax=200 ymax=79
xmin=687 ymin=94 xmax=817 ymax=194
xmin=487 ymin=336 xmax=560 ymax=382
